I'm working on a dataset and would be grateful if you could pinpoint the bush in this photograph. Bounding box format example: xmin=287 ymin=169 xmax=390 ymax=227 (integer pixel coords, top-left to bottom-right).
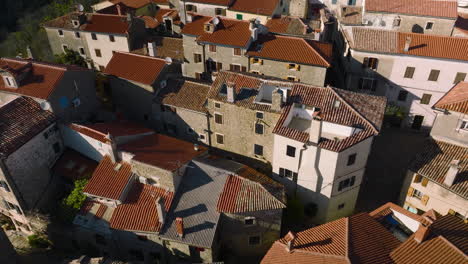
xmin=27 ymin=234 xmax=51 ymax=248
xmin=58 ymin=179 xmax=88 ymax=223
xmin=55 ymin=48 xmax=87 ymax=67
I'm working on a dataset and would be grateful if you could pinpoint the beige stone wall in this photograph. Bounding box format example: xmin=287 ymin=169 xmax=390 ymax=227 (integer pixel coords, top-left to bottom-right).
xmin=430 ymin=110 xmax=468 ymax=146
xmin=130 ymin=159 xmax=183 ymax=192
xmin=44 ymin=27 xmax=91 ymax=58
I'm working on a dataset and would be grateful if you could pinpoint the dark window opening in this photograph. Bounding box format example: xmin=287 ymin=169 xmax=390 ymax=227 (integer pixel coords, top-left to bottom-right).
xmin=286 ymin=145 xmax=296 ymax=157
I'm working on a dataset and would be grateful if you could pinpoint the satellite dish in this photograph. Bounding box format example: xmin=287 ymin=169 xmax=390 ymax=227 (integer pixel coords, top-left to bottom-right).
xmin=212 ymin=17 xmax=220 ymax=25
xmin=165 ymin=57 xmax=172 ymax=65
xmin=40 ymin=101 xmax=51 ymax=111
xmin=76 ymin=4 xmax=84 ymax=12
xmin=254 ymin=17 xmax=261 ymax=25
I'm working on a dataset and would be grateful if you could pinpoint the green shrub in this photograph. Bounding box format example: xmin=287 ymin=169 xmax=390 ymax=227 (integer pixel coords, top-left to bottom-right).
xmin=58 ymin=179 xmax=88 ymax=223
xmin=27 ymin=234 xmax=50 ymax=248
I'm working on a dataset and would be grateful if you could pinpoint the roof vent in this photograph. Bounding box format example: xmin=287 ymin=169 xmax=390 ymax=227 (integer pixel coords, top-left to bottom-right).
xmin=404 ymin=37 xmax=412 ymax=52
xmin=285 ymin=231 xmax=296 ymax=252
xmin=176 ymin=217 xmax=184 ymax=237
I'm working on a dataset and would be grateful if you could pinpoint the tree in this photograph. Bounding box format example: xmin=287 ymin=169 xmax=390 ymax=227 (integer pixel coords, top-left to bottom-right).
xmin=58 ymin=179 xmax=88 ymax=223
xmin=55 ymin=48 xmax=87 ymax=67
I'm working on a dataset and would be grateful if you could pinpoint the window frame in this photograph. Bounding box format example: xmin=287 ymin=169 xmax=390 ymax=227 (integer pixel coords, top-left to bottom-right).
xmin=254 ymin=122 xmax=264 ymax=135
xmin=214 ymin=112 xmax=223 ymax=124
xmin=347 ymin=153 xmax=356 ymax=166
xmin=459 ymin=120 xmax=468 ymax=131
xmin=214 ymin=102 xmax=221 ymax=108
xmin=215 ymin=133 xmax=224 ymax=145
xmin=209 ymin=45 xmax=217 ymax=53
xmin=286 ymin=145 xmax=296 ymax=157
xmin=254 ymin=144 xmax=264 ymax=156
xmin=193 ymin=53 xmax=202 ymax=63
xmin=404 ymin=66 xmax=415 ymax=79
xmin=256 ymin=111 xmax=264 ymax=119
xmin=95 ymin=49 xmax=102 ymax=57
xmin=233 ymin=48 xmax=242 ymax=56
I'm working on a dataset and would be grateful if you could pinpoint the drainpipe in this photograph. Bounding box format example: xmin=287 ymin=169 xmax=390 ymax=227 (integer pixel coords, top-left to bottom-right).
xmin=295 ymin=143 xmax=308 ymax=195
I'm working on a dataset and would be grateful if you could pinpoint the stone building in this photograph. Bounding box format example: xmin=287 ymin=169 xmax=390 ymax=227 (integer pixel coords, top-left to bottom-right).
xmin=272 ymin=84 xmax=386 ymax=223
xmin=0 ymin=57 xmax=97 ymax=122
xmin=176 ymin=0 xmax=232 ymax=17
xmin=226 ymin=0 xmax=286 ymax=24
xmin=400 ymin=82 xmax=468 ymax=220
xmin=0 ymin=97 xmax=63 ymax=234
xmin=342 ymin=27 xmax=468 ymax=129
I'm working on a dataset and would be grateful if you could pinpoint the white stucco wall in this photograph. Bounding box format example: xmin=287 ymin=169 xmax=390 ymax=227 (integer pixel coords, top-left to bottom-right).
xmin=84 ymin=32 xmax=129 ymax=69
xmin=60 ymin=125 xmax=114 ymax=162
xmin=392 ymin=209 xmax=420 ymax=232
xmin=225 ymin=11 xmax=270 ymax=24
xmin=183 ymin=1 xmax=228 ymax=16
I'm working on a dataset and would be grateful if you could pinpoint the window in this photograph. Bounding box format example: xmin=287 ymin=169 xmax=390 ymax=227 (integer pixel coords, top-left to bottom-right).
xmin=287 ymin=63 xmax=300 ymax=71
xmin=99 ymin=65 xmax=105 ymax=71
xmin=425 ymin=22 xmax=434 ymax=30
xmin=244 ymin=217 xmax=255 ymax=225
xmin=206 ymin=60 xmax=217 ymax=72
xmin=233 ymin=48 xmax=242 ymax=56
xmin=236 ymin=14 xmax=243 ymax=20
xmin=362 ymin=57 xmax=379 ymax=70
xmin=338 ymin=203 xmax=345 ymax=210
xmin=255 ymin=123 xmax=264 ymax=135
xmin=287 ymin=76 xmax=299 ymax=82
xmin=91 ymin=33 xmax=97 ymax=40
xmin=230 ymin=64 xmax=242 ymax=72
xmin=95 ymin=49 xmax=102 ymax=57
xmin=62 ymin=44 xmax=68 ymax=52
xmin=248 ymin=236 xmax=260 ymax=245
xmin=195 ymin=72 xmax=202 ymax=80
xmin=72 ymin=20 xmax=79 ymax=27
xmin=454 ymin=72 xmax=467 ymax=84
xmin=109 ymin=35 xmax=115 ymax=42
xmin=137 ymin=235 xmax=148 ymax=241
xmin=413 ymin=189 xmax=423 ymax=199
xmin=256 ymin=111 xmax=264 ymax=119
xmin=193 ymin=53 xmax=202 ymax=63
xmin=199 ymin=134 xmax=206 ymax=142
xmin=338 ymin=176 xmax=356 ymax=191
xmin=459 ymin=120 xmax=468 ymax=130
xmin=187 ymin=128 xmax=194 ymax=134
xmin=186 ymin=4 xmax=197 ymax=12
xmin=215 ymin=8 xmax=224 ymax=16
xmin=286 ymin=145 xmax=296 ymax=157
xmin=75 ymin=31 xmax=80 ymax=38
xmin=58 ymin=30 xmax=64 ymax=36
xmin=214 ymin=113 xmax=223 ymax=124
xmin=214 ymin=102 xmax=221 ymax=108
xmin=4 ymin=77 xmax=12 ymax=87
xmin=347 ymin=153 xmax=356 ymax=166
xmin=209 ymin=45 xmax=216 ymax=52
xmin=393 ymin=17 xmax=401 ymax=27
xmin=398 ymin=90 xmax=408 ymax=101
xmin=53 ymin=143 xmax=61 ymax=154
xmin=251 ymin=58 xmax=262 ymax=65
xmin=254 ymin=144 xmax=263 ymax=156
xmin=428 ymin=69 xmax=440 ymax=82
xmin=358 ymin=78 xmax=377 ymax=91
xmin=279 ymin=168 xmax=297 ymax=180
xmin=95 ymin=234 xmax=106 ymax=245
xmin=404 ymin=67 xmax=415 ymax=78
xmin=0 ymin=181 xmax=10 ymax=192
xmin=79 ymin=47 xmax=85 ymax=55
xmin=332 ymin=0 xmax=337 ymax=4
xmin=420 ymin=94 xmax=432 ymax=105
xmin=216 ymin=134 xmax=224 ymax=144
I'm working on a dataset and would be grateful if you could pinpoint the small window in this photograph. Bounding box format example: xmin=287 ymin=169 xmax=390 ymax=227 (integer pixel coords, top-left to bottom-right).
xmin=256 ymin=112 xmax=264 ymax=119
xmin=358 ymin=78 xmax=377 ymax=91
xmin=214 ymin=113 xmax=223 ymax=124
xmin=199 ymin=134 xmax=206 ymax=142
xmin=214 ymin=102 xmax=221 ymax=108
xmin=95 ymin=49 xmax=102 ymax=57
xmin=137 ymin=235 xmax=148 ymax=241
xmin=338 ymin=203 xmax=345 ymax=210
xmin=393 ymin=17 xmax=401 ymax=27
xmin=215 ymin=8 xmax=224 ymax=16
xmin=459 ymin=120 xmax=468 ymax=130
xmin=194 ymin=53 xmax=202 ymax=63
xmin=216 ymin=134 xmax=224 ymax=144
xmin=53 ymin=142 xmax=61 ymax=154
xmin=244 ymin=217 xmax=255 ymax=225
xmin=425 ymin=22 xmax=434 ymax=30
xmin=233 ymin=48 xmax=241 ymax=56
xmin=347 ymin=153 xmax=356 ymax=166
xmin=4 ymin=77 xmax=12 ymax=87
xmin=287 ymin=76 xmax=298 ymax=82
xmin=186 ymin=4 xmax=197 ymax=12
xmin=248 ymin=236 xmax=260 ymax=245
xmin=404 ymin=67 xmax=415 ymax=79
xmin=91 ymin=33 xmax=97 ymax=40
xmin=428 ymin=69 xmax=440 ymax=82
xmin=286 ymin=145 xmax=296 ymax=157
xmin=209 ymin=45 xmax=216 ymax=52
xmin=254 ymin=144 xmax=263 ymax=156
xmin=58 ymin=29 xmax=64 ymax=36
xmin=75 ymin=31 xmax=80 ymax=38
xmin=195 ymin=72 xmax=202 ymax=80
xmin=413 ymin=189 xmax=423 ymax=199
xmin=236 ymin=14 xmax=243 ymax=20
xmin=362 ymin=57 xmax=379 ymax=70
xmin=255 ymin=123 xmax=264 ymax=135
xmin=420 ymin=94 xmax=432 ymax=105
xmin=109 ymin=35 xmax=115 ymax=42
xmin=79 ymin=47 xmax=85 ymax=55
xmin=454 ymin=72 xmax=467 ymax=84
xmin=398 ymin=90 xmax=408 ymax=101
xmin=62 ymin=44 xmax=68 ymax=52
xmin=332 ymin=0 xmax=337 ymax=4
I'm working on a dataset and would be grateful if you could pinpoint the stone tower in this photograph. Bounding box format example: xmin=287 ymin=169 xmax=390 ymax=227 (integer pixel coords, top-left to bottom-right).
xmin=289 ymin=0 xmax=309 ymax=19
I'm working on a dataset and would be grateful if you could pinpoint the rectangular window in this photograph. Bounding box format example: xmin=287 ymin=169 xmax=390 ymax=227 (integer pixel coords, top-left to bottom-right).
xmin=338 ymin=203 xmax=345 ymax=210
xmin=216 ymin=62 xmax=223 ymax=71
xmin=256 ymin=111 xmax=264 ymax=119
xmin=251 ymin=58 xmax=262 ymax=65
xmin=254 ymin=144 xmax=263 ymax=156
xmin=454 ymin=72 xmax=467 ymax=84
xmin=393 ymin=17 xmax=401 ymax=27
xmin=428 ymin=69 xmax=440 ymax=82
xmin=109 ymin=35 xmax=115 ymax=42
xmin=287 ymin=63 xmax=300 ymax=71
xmin=332 ymin=0 xmax=337 ymax=3
xmin=358 ymin=78 xmax=377 ymax=91
xmin=75 ymin=31 xmax=80 ymax=38
xmin=216 ymin=134 xmax=224 ymax=144
xmin=286 ymin=145 xmax=296 ymax=157
xmin=233 ymin=48 xmax=241 ymax=56
xmin=79 ymin=47 xmax=85 ymax=55
xmin=91 ymin=33 xmax=97 ymax=40
xmin=214 ymin=113 xmax=223 ymax=124
xmin=459 ymin=120 xmax=468 ymax=130
xmin=215 ymin=8 xmax=224 ymax=16
xmin=58 ymin=29 xmax=64 ymax=36
xmin=195 ymin=72 xmax=202 ymax=80
xmin=404 ymin=67 xmax=415 ymax=78
xmin=362 ymin=57 xmax=379 ymax=70
xmin=413 ymin=189 xmax=423 ymax=199
xmin=62 ymin=45 xmax=68 ymax=52
xmin=255 ymin=123 xmax=264 ymax=134
xmin=214 ymin=102 xmax=221 ymax=108
xmin=186 ymin=4 xmax=197 ymax=12
xmin=347 ymin=153 xmax=356 ymax=166
xmin=230 ymin=64 xmax=241 ymax=71
xmin=425 ymin=22 xmax=434 ymax=30
xmin=420 ymin=94 xmax=432 ymax=105
xmin=209 ymin=45 xmax=216 ymax=52
xmin=248 ymin=236 xmax=260 ymax=245
xmin=398 ymin=90 xmax=408 ymax=101
xmin=194 ymin=53 xmax=202 ymax=63
xmin=338 ymin=176 xmax=356 ymax=191
xmin=244 ymin=217 xmax=255 ymax=225
xmin=95 ymin=49 xmax=102 ymax=57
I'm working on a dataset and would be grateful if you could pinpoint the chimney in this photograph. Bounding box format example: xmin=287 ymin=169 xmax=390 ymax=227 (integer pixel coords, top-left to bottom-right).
xmin=176 ymin=217 xmax=184 ymax=237
xmin=148 ymin=42 xmax=156 ymax=57
xmin=271 ymin=88 xmax=283 ymax=112
xmin=250 ymin=19 xmax=258 ymax=41
xmin=444 ymin=160 xmax=460 ymax=187
xmin=105 ymin=133 xmax=118 ymax=163
xmin=226 ymin=82 xmax=236 ymax=103
xmin=156 ymin=197 xmax=165 ymax=225
xmin=285 ymin=231 xmax=296 ymax=252
xmin=414 ymin=215 xmax=434 ymax=244
xmin=116 ymin=4 xmax=122 ymax=16
xmin=404 ymin=36 xmax=411 ymax=52
xmin=26 ymin=46 xmax=33 ymax=59
xmin=309 ymin=114 xmax=322 ymax=144
xmin=126 ymin=12 xmax=133 ymax=24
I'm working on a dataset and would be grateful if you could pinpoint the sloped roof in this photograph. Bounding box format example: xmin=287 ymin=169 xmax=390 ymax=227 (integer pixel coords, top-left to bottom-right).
xmin=42 ymin=12 xmax=86 ymax=29
xmin=0 ymin=97 xmax=56 ymax=157
xmin=82 ymin=13 xmax=131 ymax=34
xmin=433 ymin=82 xmax=468 ymax=114
xmin=266 ymin=16 xmax=308 ymax=35
xmin=229 ymin=0 xmax=280 ymax=16
xmin=110 ymin=182 xmax=174 ymax=232
xmin=120 ymin=134 xmax=207 ymax=171
xmin=52 ymin=149 xmax=99 ymax=182
xmin=104 ymin=52 xmax=167 ymax=85
xmin=370 ymin=202 xmax=422 ymax=223
xmin=159 ymin=79 xmax=210 ymax=113
xmin=410 ymin=139 xmax=468 ymax=199
xmin=0 ymin=58 xmax=88 ymax=99
xmin=83 ymin=156 xmax=133 ymax=200
xmin=69 ymin=121 xmax=154 ymax=143
xmin=365 ymin=0 xmax=458 ymax=19
xmin=348 ymin=27 xmax=468 ymax=62
xmin=247 ymin=34 xmax=332 ymax=67
xmin=185 ymin=0 xmax=230 ymax=6
xmin=110 ymin=0 xmax=154 ymax=9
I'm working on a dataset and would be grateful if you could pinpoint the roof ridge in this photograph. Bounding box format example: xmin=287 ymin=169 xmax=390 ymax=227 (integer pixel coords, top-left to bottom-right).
xmin=302 ymin=38 xmax=331 ymax=66
xmin=2 ymin=57 xmax=70 ymax=72
xmin=437 ymin=234 xmax=466 ymax=256
xmin=113 ymin=51 xmax=167 ymax=61
xmin=345 ymin=216 xmax=350 ymax=260
xmin=231 ymin=173 xmax=285 ymax=206
xmin=433 ymin=82 xmax=468 ymax=109
xmin=72 ymin=123 xmax=109 ymax=138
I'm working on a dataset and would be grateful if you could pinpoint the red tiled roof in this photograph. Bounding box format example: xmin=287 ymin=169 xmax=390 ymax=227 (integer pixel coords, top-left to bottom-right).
xmin=104 ymin=52 xmax=167 ymax=85
xmin=0 ymin=97 xmax=56 ymax=158
xmin=265 ymin=16 xmax=307 ymax=35
xmin=229 ymin=0 xmax=280 ymax=15
xmin=120 ymin=134 xmax=207 ymax=171
xmin=69 ymin=121 xmax=154 ymax=143
xmin=181 ymin=14 xmax=212 ymax=36
xmin=82 ymin=14 xmax=131 ymax=34
xmin=159 ymin=79 xmax=210 ymax=113
xmin=365 ymin=0 xmax=458 ymax=18
xmin=83 ymin=156 xmax=133 ymax=200
xmin=110 ymin=182 xmax=174 ymax=232
xmin=217 ymin=173 xmax=285 ymax=213
xmin=370 ymin=202 xmax=422 ymax=222
xmin=185 ymin=0 xmax=230 ymax=5
xmin=0 ymin=58 xmax=87 ymax=99
xmin=110 ymin=0 xmax=155 ymax=9
xmin=247 ymin=34 xmax=332 ymax=67
xmin=52 ymin=149 xmax=98 ymax=181
xmin=433 ymin=82 xmax=468 ymax=114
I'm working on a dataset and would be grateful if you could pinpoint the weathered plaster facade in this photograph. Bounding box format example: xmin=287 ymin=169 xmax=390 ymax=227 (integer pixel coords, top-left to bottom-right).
xmin=44 ymin=27 xmax=91 ymax=59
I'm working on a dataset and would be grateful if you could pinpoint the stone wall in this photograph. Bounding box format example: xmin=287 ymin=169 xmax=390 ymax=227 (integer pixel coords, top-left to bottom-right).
xmin=44 ymin=27 xmax=91 ymax=58
xmin=130 ymin=159 xmax=185 ymax=192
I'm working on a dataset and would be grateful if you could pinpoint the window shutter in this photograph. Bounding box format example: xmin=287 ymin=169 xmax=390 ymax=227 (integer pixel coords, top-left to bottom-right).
xmin=421 ymin=178 xmax=429 ymax=187
xmin=216 ymin=62 xmax=222 ymax=71
xmin=362 ymin=57 xmax=369 ymax=68
xmin=241 ymin=66 xmax=247 ymax=72
xmin=414 ymin=174 xmax=422 ymax=183
xmin=230 ymin=64 xmax=234 ymax=71
xmin=421 ymin=195 xmax=429 ymax=205
xmin=407 ymin=187 xmax=415 ymax=196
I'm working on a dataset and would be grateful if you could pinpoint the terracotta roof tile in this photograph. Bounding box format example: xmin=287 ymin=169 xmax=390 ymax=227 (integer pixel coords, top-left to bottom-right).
xmin=0 ymin=97 xmax=56 ymax=157
xmin=370 ymin=202 xmax=422 ymax=222
xmin=69 ymin=121 xmax=154 ymax=143
xmin=266 ymin=16 xmax=308 ymax=35
xmin=365 ymin=0 xmax=458 ymax=18
xmin=83 ymin=156 xmax=133 ymax=200
xmin=433 ymin=82 xmax=468 ymax=114
xmin=247 ymin=34 xmax=332 ymax=67
xmin=120 ymin=134 xmax=207 ymax=171
xmin=82 ymin=13 xmax=131 ymax=34
xmin=185 ymin=0 xmax=230 ymax=5
xmin=110 ymin=0 xmax=155 ymax=9
xmin=79 ymin=200 xmax=96 ymax=215
xmin=52 ymin=149 xmax=99 ymax=181
xmin=104 ymin=52 xmax=167 ymax=85
xmin=110 ymin=182 xmax=174 ymax=232
xmin=229 ymin=0 xmax=280 ymax=16
xmin=159 ymin=79 xmax=210 ymax=112
xmin=410 ymin=139 xmax=468 ymax=199
xmin=181 ymin=14 xmax=213 ymax=36
xmin=42 ymin=12 xmax=85 ymax=30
